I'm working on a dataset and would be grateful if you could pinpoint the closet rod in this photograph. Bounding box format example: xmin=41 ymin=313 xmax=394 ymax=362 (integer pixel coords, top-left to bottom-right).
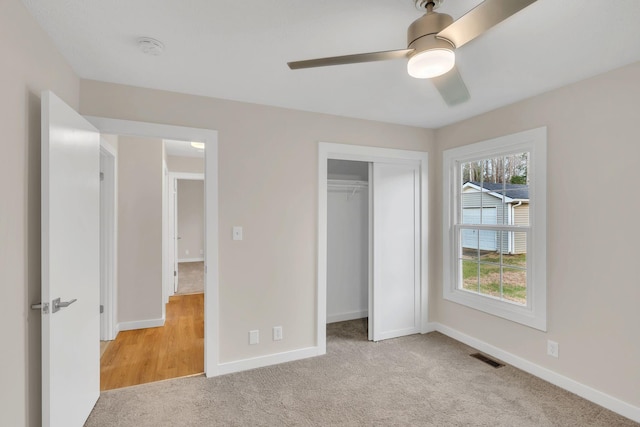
xmin=327 ymin=179 xmax=368 ymax=188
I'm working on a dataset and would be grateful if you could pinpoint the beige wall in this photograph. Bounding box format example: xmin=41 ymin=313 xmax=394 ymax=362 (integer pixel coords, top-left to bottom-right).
xmin=178 ymin=180 xmax=205 ymax=261
xmin=4 ymin=0 xmax=639 ymax=419
xmin=117 ymin=136 xmax=164 ymax=324
xmin=167 ymin=155 xmax=204 ymax=173
xmin=0 ymin=0 xmax=80 ymax=425
xmin=433 ymin=61 xmax=640 ymax=407
xmin=80 ymin=80 xmax=434 ymax=361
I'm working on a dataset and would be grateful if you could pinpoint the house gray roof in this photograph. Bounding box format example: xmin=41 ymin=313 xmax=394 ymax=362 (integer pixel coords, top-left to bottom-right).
xmin=468 ymin=181 xmax=529 ymax=200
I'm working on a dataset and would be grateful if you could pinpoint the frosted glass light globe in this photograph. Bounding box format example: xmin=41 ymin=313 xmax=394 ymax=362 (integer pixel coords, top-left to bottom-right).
xmin=407 ymin=48 xmax=455 ymax=79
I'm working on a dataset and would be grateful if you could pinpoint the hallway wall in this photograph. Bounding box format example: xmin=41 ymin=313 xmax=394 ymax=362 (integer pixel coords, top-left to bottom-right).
xmin=0 ymin=1 xmax=80 ymax=425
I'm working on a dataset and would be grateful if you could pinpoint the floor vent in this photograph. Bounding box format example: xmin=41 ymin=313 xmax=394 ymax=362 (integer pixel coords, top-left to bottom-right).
xmin=470 ymin=353 xmax=505 ymax=368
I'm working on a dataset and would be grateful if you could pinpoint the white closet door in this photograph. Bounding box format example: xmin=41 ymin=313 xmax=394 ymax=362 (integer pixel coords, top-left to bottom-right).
xmin=372 ymin=162 xmax=420 ymax=341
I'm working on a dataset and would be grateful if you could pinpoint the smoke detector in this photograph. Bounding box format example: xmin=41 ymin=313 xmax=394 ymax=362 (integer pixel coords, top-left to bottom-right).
xmin=138 ymin=37 xmax=164 ymax=56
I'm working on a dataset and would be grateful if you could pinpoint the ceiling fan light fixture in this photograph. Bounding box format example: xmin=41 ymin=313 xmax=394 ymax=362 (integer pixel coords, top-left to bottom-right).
xmin=407 ymin=48 xmax=455 ymax=79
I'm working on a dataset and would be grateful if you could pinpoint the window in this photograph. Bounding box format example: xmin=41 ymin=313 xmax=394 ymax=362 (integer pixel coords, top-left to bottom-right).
xmin=442 ymin=127 xmax=547 ymax=330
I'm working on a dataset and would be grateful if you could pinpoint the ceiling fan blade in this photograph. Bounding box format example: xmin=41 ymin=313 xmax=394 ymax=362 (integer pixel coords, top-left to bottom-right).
xmin=437 ymin=0 xmax=537 ymax=48
xmin=431 ymin=65 xmax=470 ymax=106
xmin=288 ymin=49 xmax=413 ymax=70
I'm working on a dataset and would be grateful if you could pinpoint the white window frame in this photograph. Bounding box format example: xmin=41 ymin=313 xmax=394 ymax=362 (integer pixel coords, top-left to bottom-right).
xmin=442 ymin=127 xmax=547 ymax=331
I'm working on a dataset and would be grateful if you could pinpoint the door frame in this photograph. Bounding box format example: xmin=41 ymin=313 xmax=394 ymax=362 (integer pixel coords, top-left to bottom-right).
xmin=317 ymin=142 xmax=429 ymax=353
xmin=99 ymin=139 xmax=118 ymax=341
xmin=85 ymin=116 xmax=220 ymax=376
xmin=167 ymin=172 xmax=205 ymax=297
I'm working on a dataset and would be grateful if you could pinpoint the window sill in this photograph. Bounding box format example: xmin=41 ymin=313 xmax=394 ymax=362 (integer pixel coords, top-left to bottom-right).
xmin=443 ymin=287 xmax=547 ymax=331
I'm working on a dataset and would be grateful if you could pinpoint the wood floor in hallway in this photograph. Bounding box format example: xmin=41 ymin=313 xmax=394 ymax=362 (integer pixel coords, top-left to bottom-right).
xmin=100 ymin=293 xmax=204 ymax=391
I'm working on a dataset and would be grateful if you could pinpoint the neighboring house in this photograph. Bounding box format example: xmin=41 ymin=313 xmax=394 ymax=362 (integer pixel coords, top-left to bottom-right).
xmin=461 ymin=181 xmax=529 ymax=254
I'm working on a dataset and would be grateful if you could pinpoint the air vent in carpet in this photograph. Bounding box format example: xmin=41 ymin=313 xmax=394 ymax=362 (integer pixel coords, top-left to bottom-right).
xmin=470 ymin=353 xmax=504 ymax=368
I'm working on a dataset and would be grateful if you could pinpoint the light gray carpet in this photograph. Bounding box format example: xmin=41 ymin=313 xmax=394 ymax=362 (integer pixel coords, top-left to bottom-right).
xmin=177 ymin=261 xmax=204 ymax=294
xmin=85 ymin=319 xmax=637 ymax=426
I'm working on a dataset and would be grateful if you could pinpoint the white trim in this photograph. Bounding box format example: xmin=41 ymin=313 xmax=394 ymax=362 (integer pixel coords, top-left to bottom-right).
xmin=327 ymin=310 xmax=368 ymax=324
xmin=178 ymin=257 xmax=205 ymax=263
xmin=432 ymin=323 xmax=640 ymax=423
xmin=217 ymin=347 xmax=322 ymax=376
xmin=367 ymin=162 xmax=373 ymax=341
xmin=167 ymin=172 xmax=178 ymax=297
xmin=85 ymin=116 xmax=220 ymax=377
xmin=170 ymin=172 xmax=204 ymax=181
xmin=318 ymin=142 xmax=429 ymax=353
xmin=99 ymin=141 xmax=118 ymax=341
xmin=118 ymin=318 xmax=165 ymax=331
xmin=442 ymin=127 xmax=547 ymax=331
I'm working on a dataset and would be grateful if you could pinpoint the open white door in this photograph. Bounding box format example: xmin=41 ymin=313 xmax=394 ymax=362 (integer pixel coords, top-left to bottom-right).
xmin=40 ymin=91 xmax=100 ymax=427
xmin=371 ymin=162 xmax=421 ymax=341
xmin=172 ymin=176 xmax=179 ymax=293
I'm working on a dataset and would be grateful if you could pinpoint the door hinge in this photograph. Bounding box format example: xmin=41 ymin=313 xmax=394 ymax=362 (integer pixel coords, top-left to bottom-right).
xmin=174 ymin=270 xmax=177 ymax=277
xmin=100 ymin=172 xmax=104 ymax=181
xmin=100 ymin=304 xmax=104 ymax=314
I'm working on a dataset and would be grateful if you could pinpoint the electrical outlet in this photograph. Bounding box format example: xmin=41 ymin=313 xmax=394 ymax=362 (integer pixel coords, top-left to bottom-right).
xmin=547 ymin=340 xmax=559 ymax=358
xmin=273 ymin=326 xmax=283 ymax=341
xmin=185 ymin=249 xmax=190 ymax=255
xmin=249 ymin=330 xmax=259 ymax=345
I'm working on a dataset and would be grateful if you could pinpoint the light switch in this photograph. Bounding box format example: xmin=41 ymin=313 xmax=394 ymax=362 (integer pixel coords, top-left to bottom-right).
xmin=233 ymin=226 xmax=243 ymax=241
xmin=249 ymin=330 xmax=259 ymax=345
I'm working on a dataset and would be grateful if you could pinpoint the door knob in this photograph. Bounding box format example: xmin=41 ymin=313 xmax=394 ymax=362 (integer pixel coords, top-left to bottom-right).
xmin=52 ymin=297 xmax=77 ymax=313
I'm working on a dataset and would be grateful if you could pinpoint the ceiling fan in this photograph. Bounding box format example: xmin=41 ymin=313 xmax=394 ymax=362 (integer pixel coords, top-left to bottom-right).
xmin=287 ymin=0 xmax=537 ymax=106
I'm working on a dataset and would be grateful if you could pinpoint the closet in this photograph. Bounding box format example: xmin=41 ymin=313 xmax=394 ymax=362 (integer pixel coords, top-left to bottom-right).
xmin=327 ymin=160 xmax=370 ymax=324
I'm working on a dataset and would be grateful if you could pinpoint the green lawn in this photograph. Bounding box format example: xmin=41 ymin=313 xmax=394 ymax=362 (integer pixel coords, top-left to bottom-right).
xmin=462 ymin=253 xmax=527 ymax=304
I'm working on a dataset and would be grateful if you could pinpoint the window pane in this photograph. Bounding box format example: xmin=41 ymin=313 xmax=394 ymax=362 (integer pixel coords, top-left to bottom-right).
xmin=460 ymin=227 xmax=498 ymax=252
xmin=461 ymin=259 xmax=479 ymax=294
xmin=459 ymin=230 xmax=528 ymax=304
xmin=462 ymin=152 xmax=530 ymax=226
xmin=461 ymin=160 xmax=482 ymax=184
xmin=504 ymin=152 xmax=529 ymax=186
xmin=496 ymin=229 xmax=506 ymax=256
xmin=502 ymin=266 xmax=527 ymax=305
xmin=502 ymin=231 xmax=527 ymax=305
xmin=460 ymin=233 xmax=480 ymax=260
xmin=509 ymin=198 xmax=530 ymax=226
xmin=477 ymin=262 xmax=501 ymax=299
xmin=508 ymin=232 xmax=527 ymax=262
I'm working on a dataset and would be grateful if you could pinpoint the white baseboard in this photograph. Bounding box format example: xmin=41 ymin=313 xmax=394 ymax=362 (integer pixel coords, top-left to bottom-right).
xmin=217 ymin=347 xmax=321 ymax=376
xmin=178 ymin=258 xmax=204 ymax=263
xmin=327 ymin=310 xmax=368 ymax=324
xmin=118 ymin=317 xmax=165 ymax=332
xmin=432 ymin=323 xmax=640 ymax=423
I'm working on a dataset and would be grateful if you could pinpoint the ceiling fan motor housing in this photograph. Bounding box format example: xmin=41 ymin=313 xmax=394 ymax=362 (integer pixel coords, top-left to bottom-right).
xmin=407 ymin=11 xmax=454 ymax=55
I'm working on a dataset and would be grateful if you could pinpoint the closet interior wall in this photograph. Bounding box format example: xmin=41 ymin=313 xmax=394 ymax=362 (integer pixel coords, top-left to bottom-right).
xmin=327 ymin=160 xmax=369 ymax=324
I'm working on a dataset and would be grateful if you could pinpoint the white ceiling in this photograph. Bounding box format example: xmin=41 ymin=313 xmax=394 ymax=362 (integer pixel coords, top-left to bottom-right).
xmin=164 ymin=139 xmax=204 ymax=158
xmin=22 ymin=0 xmax=640 ymax=128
